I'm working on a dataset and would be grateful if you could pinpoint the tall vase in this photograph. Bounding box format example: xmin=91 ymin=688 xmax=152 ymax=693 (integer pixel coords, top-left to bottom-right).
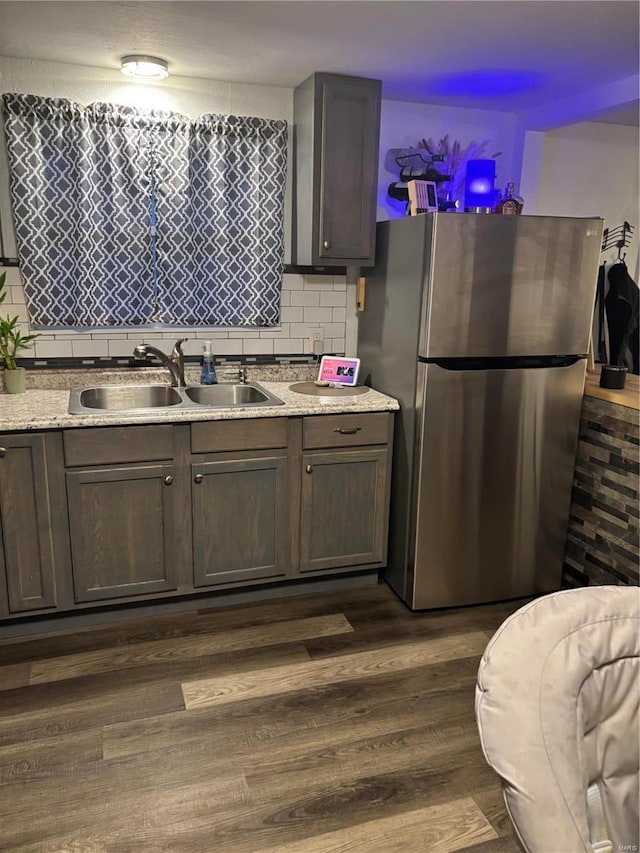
xmin=4 ymin=367 xmax=26 ymax=394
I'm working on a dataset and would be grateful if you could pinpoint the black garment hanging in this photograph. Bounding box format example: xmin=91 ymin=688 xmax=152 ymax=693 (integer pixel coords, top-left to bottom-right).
xmin=605 ymin=262 xmax=639 ymax=374
xmin=595 ymin=263 xmax=608 ymax=364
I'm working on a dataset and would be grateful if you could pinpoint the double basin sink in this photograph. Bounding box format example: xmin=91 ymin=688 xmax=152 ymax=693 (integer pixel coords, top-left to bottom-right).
xmin=68 ymin=382 xmax=284 ymax=414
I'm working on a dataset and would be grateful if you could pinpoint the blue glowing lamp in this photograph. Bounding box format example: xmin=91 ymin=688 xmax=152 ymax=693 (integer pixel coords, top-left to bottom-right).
xmin=464 ymin=159 xmax=496 ymax=210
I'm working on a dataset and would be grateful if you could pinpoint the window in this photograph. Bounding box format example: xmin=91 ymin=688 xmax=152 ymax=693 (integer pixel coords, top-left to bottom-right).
xmin=2 ymin=94 xmax=287 ymax=328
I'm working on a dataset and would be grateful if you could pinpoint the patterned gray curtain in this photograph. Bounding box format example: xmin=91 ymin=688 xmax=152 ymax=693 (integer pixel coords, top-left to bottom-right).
xmin=154 ymin=114 xmax=287 ymax=326
xmin=2 ymin=94 xmax=287 ymax=327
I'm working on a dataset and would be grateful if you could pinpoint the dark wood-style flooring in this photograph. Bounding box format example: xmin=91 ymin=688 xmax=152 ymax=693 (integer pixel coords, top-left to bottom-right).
xmin=0 ymin=582 xmax=524 ymax=852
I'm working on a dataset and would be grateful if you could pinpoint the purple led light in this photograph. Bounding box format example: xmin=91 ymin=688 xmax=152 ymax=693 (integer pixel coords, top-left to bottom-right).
xmin=426 ymin=69 xmax=543 ymax=98
xmin=465 ymin=160 xmax=496 ymax=209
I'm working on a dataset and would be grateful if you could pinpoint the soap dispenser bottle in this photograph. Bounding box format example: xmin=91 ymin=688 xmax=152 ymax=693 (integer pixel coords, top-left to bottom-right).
xmin=200 ymin=341 xmax=217 ymax=385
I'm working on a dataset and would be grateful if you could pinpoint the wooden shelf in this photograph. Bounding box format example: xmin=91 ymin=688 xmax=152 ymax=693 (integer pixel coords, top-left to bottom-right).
xmin=584 ymin=368 xmax=640 ymax=411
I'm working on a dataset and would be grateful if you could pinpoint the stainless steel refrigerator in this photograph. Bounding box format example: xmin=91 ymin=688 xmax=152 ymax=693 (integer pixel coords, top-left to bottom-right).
xmin=358 ymin=213 xmax=603 ymax=610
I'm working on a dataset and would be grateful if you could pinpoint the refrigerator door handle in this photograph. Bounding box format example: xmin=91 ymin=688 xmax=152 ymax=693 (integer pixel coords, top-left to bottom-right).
xmin=421 ymin=355 xmax=584 ymax=371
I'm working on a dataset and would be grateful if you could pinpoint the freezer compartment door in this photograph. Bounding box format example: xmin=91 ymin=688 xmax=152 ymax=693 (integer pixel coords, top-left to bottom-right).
xmin=419 ymin=213 xmax=603 ymax=358
xmin=409 ymin=359 xmax=586 ymax=609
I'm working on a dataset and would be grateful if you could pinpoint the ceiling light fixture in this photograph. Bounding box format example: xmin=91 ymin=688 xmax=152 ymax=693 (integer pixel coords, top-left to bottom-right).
xmin=120 ymin=55 xmax=169 ymax=81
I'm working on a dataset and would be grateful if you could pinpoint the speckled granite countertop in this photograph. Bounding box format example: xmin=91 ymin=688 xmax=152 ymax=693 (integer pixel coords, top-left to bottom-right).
xmin=0 ymin=374 xmax=398 ymax=432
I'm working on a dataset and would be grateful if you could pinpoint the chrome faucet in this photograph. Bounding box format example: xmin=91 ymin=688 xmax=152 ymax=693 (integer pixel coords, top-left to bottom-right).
xmin=133 ymin=338 xmax=188 ymax=387
xmin=238 ymin=366 xmax=247 ymax=384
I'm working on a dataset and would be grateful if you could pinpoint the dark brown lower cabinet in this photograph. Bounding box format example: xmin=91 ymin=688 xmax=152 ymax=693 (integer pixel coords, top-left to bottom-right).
xmin=300 ymin=447 xmax=390 ymax=573
xmin=1 ymin=412 xmax=393 ymax=620
xmin=66 ymin=463 xmax=179 ymax=602
xmin=192 ymin=453 xmax=289 ymax=587
xmin=0 ymin=432 xmax=69 ymax=615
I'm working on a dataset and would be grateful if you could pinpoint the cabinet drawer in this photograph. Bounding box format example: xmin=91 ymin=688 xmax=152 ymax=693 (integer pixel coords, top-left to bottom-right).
xmin=63 ymin=425 xmax=174 ymax=466
xmin=303 ymin=413 xmax=390 ymax=449
xmin=191 ymin=418 xmax=288 ymax=454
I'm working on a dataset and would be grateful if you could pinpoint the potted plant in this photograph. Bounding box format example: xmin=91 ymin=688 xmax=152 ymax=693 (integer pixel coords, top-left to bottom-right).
xmin=0 ymin=271 xmax=39 ymax=394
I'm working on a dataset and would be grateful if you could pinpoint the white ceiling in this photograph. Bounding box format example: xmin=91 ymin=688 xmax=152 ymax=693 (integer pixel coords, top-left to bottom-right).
xmin=0 ymin=1 xmax=638 ymax=123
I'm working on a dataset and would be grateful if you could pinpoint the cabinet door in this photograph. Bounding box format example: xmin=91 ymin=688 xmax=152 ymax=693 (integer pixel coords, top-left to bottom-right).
xmin=66 ymin=464 xmax=179 ymax=602
xmin=318 ymin=77 xmax=381 ymax=263
xmin=300 ymin=448 xmax=389 ymax=573
xmin=0 ymin=434 xmax=58 ymax=613
xmin=192 ymin=455 xmax=288 ymax=587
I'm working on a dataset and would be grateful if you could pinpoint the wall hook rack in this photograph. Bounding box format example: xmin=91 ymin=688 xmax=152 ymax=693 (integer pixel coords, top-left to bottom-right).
xmin=601 ymin=221 xmax=634 ymax=262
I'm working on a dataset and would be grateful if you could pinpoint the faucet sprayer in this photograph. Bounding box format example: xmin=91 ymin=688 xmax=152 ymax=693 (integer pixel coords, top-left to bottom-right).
xmin=133 ymin=339 xmax=188 ymax=387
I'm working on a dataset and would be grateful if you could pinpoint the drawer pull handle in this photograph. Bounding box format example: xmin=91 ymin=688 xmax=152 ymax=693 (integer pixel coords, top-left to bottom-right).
xmin=0 ymin=447 xmax=5 ymax=458
xmin=194 ymin=473 xmax=203 ymax=484
xmin=306 ymin=464 xmax=313 ymax=474
xmin=333 ymin=427 xmax=361 ymax=435
xmin=164 ymin=475 xmax=173 ymax=486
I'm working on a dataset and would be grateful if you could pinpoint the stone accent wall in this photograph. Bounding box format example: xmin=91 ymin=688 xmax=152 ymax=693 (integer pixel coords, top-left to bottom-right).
xmin=563 ymin=395 xmax=639 ymax=587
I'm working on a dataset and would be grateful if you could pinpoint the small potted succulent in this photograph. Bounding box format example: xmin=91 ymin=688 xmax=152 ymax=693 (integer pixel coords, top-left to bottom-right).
xmin=0 ymin=271 xmax=39 ymax=394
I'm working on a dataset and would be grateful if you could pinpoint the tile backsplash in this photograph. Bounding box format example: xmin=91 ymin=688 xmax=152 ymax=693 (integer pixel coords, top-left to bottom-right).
xmin=0 ymin=267 xmax=347 ymax=360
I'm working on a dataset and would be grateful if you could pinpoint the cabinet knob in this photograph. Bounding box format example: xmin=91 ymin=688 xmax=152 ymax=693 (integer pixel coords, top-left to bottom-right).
xmin=194 ymin=473 xmax=203 ymax=484
xmin=164 ymin=475 xmax=173 ymax=486
xmin=305 ymin=464 xmax=313 ymax=474
xmin=0 ymin=447 xmax=5 ymax=458
xmin=323 ymin=240 xmax=330 ymax=250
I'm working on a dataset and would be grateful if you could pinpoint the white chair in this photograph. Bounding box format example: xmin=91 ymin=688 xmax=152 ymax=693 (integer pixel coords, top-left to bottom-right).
xmin=475 ymin=586 xmax=640 ymax=853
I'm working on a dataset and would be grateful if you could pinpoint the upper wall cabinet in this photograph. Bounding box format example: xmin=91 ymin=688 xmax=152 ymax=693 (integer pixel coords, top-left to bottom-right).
xmin=292 ymin=73 xmax=382 ymax=267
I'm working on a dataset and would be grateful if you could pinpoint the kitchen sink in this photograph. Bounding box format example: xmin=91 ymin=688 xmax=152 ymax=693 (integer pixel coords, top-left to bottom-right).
xmin=68 ymin=382 xmax=284 ymax=414
xmin=184 ymin=384 xmax=271 ymax=406
xmin=74 ymin=385 xmax=183 ymax=411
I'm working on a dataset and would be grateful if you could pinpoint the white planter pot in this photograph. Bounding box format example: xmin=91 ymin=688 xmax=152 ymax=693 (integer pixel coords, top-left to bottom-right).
xmin=4 ymin=367 xmax=26 ymax=394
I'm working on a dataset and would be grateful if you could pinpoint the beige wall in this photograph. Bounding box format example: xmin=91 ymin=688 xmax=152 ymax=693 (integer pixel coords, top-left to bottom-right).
xmin=526 ymin=121 xmax=639 ymax=277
